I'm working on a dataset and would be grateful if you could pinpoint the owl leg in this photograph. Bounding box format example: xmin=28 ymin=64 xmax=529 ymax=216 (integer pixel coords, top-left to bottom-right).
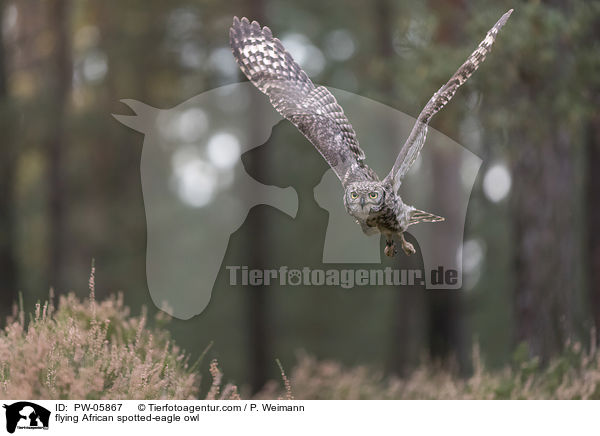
xmin=384 ymin=238 xmax=397 ymax=257
xmin=399 ymin=232 xmax=416 ymax=256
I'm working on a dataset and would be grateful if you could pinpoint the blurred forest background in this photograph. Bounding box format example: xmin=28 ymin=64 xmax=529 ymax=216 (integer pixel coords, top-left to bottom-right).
xmin=0 ymin=0 xmax=599 ymax=395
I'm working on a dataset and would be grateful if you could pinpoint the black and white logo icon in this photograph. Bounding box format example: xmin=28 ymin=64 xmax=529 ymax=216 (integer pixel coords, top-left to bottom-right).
xmin=2 ymin=402 xmax=50 ymax=433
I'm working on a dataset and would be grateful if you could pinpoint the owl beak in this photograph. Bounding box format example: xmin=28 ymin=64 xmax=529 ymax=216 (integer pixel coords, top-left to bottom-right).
xmin=359 ymin=197 xmax=365 ymax=207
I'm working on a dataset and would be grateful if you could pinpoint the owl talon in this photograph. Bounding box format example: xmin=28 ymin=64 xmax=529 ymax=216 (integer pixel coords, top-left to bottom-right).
xmin=384 ymin=240 xmax=397 ymax=257
xmin=401 ymin=240 xmax=416 ymax=256
xmin=398 ymin=233 xmax=416 ymax=256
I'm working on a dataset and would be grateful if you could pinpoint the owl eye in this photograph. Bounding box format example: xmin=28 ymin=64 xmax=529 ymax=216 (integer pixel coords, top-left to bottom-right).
xmin=369 ymin=192 xmax=378 ymax=199
xmin=350 ymin=192 xmax=358 ymax=199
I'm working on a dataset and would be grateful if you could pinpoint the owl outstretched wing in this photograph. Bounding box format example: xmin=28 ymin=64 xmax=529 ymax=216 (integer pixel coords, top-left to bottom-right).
xmin=384 ymin=9 xmax=513 ymax=192
xmin=229 ymin=17 xmax=378 ymax=186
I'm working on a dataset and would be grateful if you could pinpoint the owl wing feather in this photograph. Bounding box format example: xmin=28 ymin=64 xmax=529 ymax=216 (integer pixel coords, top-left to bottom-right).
xmin=384 ymin=9 xmax=513 ymax=192
xmin=229 ymin=17 xmax=378 ymax=186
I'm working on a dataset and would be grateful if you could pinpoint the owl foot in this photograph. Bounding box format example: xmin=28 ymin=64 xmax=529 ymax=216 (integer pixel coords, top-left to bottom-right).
xmin=384 ymin=240 xmax=397 ymax=257
xmin=399 ymin=233 xmax=416 ymax=256
xmin=401 ymin=240 xmax=416 ymax=255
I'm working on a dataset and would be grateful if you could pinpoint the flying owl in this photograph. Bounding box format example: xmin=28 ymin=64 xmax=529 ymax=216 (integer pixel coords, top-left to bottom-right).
xmin=229 ymin=10 xmax=512 ymax=256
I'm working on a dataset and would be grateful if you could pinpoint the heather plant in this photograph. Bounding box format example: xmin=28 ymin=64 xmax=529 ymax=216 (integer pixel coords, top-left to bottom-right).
xmin=258 ymin=341 xmax=600 ymax=400
xmin=0 ymin=269 xmax=239 ymax=400
xmin=2 ymin=268 xmax=599 ymax=400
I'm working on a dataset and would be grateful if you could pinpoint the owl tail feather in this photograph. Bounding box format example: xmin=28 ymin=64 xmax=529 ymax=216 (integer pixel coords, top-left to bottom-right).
xmin=408 ymin=209 xmax=445 ymax=226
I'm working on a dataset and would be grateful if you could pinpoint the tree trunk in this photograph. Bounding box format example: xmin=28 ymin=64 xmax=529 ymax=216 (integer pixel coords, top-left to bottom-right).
xmin=46 ymin=0 xmax=72 ymax=292
xmin=0 ymin=0 xmax=18 ymax=317
xmin=425 ymin=0 xmax=469 ymax=372
xmin=510 ymin=0 xmax=575 ymax=361
xmin=511 ymin=124 xmax=574 ymax=359
xmin=428 ymin=146 xmax=468 ymax=369
xmin=243 ymin=0 xmax=270 ymax=394
xmin=586 ymin=12 xmax=600 ymax=346
xmin=587 ymin=112 xmax=600 ymax=342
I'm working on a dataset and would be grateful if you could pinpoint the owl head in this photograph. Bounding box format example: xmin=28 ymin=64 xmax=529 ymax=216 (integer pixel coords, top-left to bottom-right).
xmin=344 ymin=181 xmax=385 ymax=218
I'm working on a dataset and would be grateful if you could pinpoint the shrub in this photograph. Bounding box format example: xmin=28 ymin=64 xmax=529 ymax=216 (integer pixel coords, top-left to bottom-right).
xmin=0 ymin=268 xmax=239 ymax=399
xmin=258 ymin=341 xmax=600 ymax=400
xmin=3 ymin=268 xmax=598 ymax=400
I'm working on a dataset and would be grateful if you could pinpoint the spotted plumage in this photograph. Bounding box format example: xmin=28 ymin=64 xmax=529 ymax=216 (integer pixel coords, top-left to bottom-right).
xmin=230 ymin=10 xmax=512 ymax=256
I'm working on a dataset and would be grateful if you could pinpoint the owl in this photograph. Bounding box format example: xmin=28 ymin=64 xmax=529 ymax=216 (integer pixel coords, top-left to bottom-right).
xmin=230 ymin=10 xmax=512 ymax=256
